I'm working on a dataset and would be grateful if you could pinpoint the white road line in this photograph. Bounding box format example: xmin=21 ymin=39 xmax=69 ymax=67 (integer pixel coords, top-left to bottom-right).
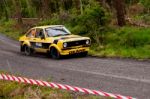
xmin=65 ymin=68 xmax=150 ymax=84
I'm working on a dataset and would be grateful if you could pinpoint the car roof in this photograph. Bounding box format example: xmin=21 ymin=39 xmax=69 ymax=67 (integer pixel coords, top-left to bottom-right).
xmin=34 ymin=25 xmax=64 ymax=29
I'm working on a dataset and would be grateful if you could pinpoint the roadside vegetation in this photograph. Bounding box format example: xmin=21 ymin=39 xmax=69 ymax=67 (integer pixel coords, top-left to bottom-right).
xmin=0 ymin=19 xmax=21 ymax=40
xmin=0 ymin=0 xmax=150 ymax=59
xmin=0 ymin=79 xmax=109 ymax=99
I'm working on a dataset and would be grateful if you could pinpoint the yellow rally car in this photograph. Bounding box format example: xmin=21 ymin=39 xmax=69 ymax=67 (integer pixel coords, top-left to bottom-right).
xmin=19 ymin=25 xmax=91 ymax=59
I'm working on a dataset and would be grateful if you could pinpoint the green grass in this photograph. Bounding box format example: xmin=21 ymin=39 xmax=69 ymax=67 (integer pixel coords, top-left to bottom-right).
xmin=0 ymin=19 xmax=22 ymax=40
xmin=0 ymin=79 xmax=109 ymax=99
xmin=90 ymin=46 xmax=150 ymax=59
xmin=89 ymin=26 xmax=150 ymax=59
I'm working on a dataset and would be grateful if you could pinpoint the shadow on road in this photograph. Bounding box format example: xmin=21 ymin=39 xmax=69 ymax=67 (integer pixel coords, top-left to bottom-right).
xmin=19 ymin=52 xmax=88 ymax=60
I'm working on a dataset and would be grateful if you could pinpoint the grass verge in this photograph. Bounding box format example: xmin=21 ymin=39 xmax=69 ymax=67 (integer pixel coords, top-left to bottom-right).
xmin=89 ymin=45 xmax=150 ymax=59
xmin=0 ymin=20 xmax=22 ymax=40
xmin=0 ymin=78 xmax=109 ymax=99
xmin=89 ymin=26 xmax=150 ymax=59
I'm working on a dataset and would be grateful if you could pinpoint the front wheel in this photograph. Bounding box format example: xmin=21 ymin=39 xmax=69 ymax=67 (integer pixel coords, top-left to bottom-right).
xmin=80 ymin=51 xmax=88 ymax=57
xmin=50 ymin=48 xmax=61 ymax=59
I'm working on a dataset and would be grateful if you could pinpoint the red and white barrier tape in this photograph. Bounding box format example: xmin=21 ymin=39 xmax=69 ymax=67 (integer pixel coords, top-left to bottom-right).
xmin=0 ymin=74 xmax=136 ymax=99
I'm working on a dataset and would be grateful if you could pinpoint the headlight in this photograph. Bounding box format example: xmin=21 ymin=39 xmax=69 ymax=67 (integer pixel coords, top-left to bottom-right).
xmin=86 ymin=40 xmax=90 ymax=45
xmin=63 ymin=42 xmax=67 ymax=48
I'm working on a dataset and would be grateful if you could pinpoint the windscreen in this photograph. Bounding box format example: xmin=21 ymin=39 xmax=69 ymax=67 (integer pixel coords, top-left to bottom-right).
xmin=45 ymin=26 xmax=71 ymax=37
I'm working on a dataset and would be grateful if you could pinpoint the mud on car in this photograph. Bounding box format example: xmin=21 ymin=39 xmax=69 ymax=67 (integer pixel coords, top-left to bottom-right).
xmin=19 ymin=25 xmax=91 ymax=59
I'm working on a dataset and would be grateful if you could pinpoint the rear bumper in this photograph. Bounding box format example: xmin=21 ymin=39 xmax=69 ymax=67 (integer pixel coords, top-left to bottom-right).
xmin=60 ymin=47 xmax=89 ymax=55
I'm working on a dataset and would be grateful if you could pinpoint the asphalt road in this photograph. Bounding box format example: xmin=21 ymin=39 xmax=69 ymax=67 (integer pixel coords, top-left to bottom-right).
xmin=0 ymin=34 xmax=150 ymax=99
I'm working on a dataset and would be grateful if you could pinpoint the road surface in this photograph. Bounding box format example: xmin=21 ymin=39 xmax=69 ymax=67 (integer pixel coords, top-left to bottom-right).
xmin=0 ymin=34 xmax=150 ymax=99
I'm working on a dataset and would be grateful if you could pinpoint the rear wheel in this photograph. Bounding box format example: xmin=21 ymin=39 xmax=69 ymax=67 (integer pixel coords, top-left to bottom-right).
xmin=50 ymin=47 xmax=60 ymax=59
xmin=24 ymin=45 xmax=33 ymax=56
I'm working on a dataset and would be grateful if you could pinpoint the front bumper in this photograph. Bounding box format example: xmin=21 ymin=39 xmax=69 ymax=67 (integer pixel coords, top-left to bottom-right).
xmin=60 ymin=47 xmax=89 ymax=55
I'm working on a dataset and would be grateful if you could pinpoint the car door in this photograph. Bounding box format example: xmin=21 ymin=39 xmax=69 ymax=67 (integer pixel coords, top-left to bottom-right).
xmin=33 ymin=28 xmax=47 ymax=53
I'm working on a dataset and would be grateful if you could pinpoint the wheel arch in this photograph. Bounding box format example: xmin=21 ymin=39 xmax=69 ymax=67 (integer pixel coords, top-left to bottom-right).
xmin=49 ymin=44 xmax=61 ymax=53
xmin=22 ymin=41 xmax=31 ymax=47
xmin=20 ymin=41 xmax=31 ymax=52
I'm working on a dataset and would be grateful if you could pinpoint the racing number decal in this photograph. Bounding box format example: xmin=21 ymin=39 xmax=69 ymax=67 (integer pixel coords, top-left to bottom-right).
xmin=30 ymin=42 xmax=42 ymax=48
xmin=32 ymin=42 xmax=51 ymax=49
xmin=35 ymin=42 xmax=42 ymax=47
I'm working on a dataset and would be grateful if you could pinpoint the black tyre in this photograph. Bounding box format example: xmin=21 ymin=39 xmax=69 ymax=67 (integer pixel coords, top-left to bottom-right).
xmin=46 ymin=51 xmax=51 ymax=57
xmin=80 ymin=51 xmax=88 ymax=57
xmin=50 ymin=47 xmax=60 ymax=59
xmin=24 ymin=45 xmax=32 ymax=56
xmin=20 ymin=45 xmax=24 ymax=52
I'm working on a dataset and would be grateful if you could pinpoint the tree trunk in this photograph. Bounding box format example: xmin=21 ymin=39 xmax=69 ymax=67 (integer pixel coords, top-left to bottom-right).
xmin=113 ymin=0 xmax=126 ymax=26
xmin=12 ymin=0 xmax=23 ymax=26
xmin=74 ymin=0 xmax=83 ymax=14
xmin=41 ymin=0 xmax=51 ymax=18
xmin=2 ymin=0 xmax=9 ymax=21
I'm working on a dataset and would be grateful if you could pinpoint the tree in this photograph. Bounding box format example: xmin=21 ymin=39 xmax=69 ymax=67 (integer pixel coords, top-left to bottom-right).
xmin=74 ymin=0 xmax=83 ymax=14
xmin=113 ymin=0 xmax=126 ymax=26
xmin=25 ymin=0 xmax=36 ymax=17
xmin=12 ymin=0 xmax=23 ymax=25
xmin=61 ymin=0 xmax=73 ymax=10
xmin=140 ymin=0 xmax=150 ymax=13
xmin=41 ymin=0 xmax=51 ymax=18
xmin=0 ymin=0 xmax=9 ymax=20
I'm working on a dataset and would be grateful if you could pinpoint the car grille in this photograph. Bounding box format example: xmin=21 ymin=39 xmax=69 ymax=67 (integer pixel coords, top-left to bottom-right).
xmin=67 ymin=40 xmax=87 ymax=47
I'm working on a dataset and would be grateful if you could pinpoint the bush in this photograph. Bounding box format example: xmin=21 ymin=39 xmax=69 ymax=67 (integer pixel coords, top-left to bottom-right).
xmin=118 ymin=27 xmax=150 ymax=47
xmin=0 ymin=20 xmax=22 ymax=40
xmin=69 ymin=1 xmax=110 ymax=45
xmin=105 ymin=27 xmax=150 ymax=47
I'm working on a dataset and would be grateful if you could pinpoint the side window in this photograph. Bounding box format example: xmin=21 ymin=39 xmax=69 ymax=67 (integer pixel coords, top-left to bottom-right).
xmin=26 ymin=29 xmax=36 ymax=38
xmin=35 ymin=29 xmax=45 ymax=38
